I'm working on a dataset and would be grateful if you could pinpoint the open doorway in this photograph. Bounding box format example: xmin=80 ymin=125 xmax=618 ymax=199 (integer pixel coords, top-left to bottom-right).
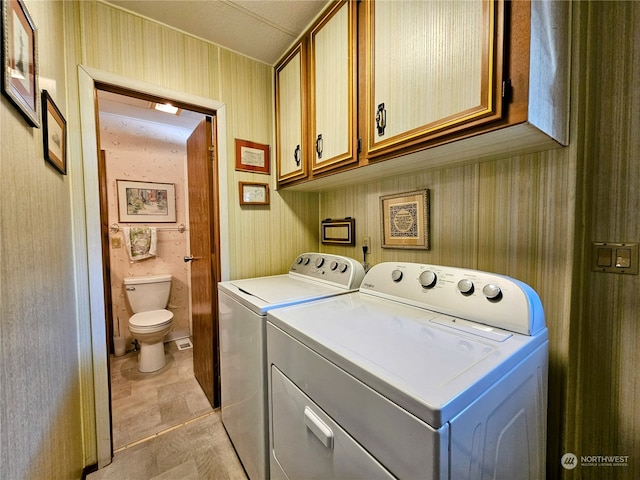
xmin=76 ymin=66 xmax=230 ymax=466
xmin=95 ymin=88 xmax=221 ymax=451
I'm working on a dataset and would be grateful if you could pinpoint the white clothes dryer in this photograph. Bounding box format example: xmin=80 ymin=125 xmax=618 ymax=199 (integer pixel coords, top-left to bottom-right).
xmin=267 ymin=262 xmax=548 ymax=480
xmin=218 ymin=253 xmax=365 ymax=480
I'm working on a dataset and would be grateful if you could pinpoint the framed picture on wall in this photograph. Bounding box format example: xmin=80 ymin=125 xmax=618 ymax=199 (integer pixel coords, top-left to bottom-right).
xmin=235 ymin=139 xmax=270 ymax=174
xmin=380 ymin=189 xmax=430 ymax=250
xmin=117 ymin=180 xmax=177 ymax=223
xmin=2 ymin=0 xmax=39 ymax=127
xmin=239 ymin=182 xmax=270 ymax=205
xmin=41 ymin=90 xmax=67 ymax=174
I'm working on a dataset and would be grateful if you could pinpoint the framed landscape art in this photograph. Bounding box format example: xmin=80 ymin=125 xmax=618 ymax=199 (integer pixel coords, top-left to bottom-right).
xmin=2 ymin=0 xmax=39 ymax=127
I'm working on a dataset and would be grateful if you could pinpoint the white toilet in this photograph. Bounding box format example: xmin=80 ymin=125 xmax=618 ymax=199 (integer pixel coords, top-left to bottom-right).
xmin=124 ymin=274 xmax=174 ymax=372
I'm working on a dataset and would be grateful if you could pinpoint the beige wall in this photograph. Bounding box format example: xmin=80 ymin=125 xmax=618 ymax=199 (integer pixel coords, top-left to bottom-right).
xmin=0 ymin=1 xmax=84 ymax=479
xmin=565 ymin=2 xmax=640 ymax=479
xmin=2 ymin=1 xmax=637 ymax=478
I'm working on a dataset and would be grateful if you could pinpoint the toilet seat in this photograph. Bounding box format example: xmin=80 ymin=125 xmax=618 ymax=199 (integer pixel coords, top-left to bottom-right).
xmin=129 ymin=309 xmax=173 ymax=329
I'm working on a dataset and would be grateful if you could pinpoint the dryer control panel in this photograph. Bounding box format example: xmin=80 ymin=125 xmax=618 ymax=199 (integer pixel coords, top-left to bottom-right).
xmin=289 ymin=253 xmax=366 ymax=289
xmin=360 ymin=262 xmax=544 ymax=336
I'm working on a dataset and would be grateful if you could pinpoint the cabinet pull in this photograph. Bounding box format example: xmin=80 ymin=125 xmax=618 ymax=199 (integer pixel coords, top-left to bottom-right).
xmin=304 ymin=407 xmax=334 ymax=449
xmin=294 ymin=144 xmax=301 ymax=166
xmin=376 ymin=103 xmax=386 ymax=136
xmin=316 ymin=134 xmax=323 ymax=159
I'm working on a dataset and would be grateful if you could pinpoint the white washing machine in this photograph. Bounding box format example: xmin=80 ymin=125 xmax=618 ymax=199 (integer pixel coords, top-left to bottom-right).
xmin=266 ymin=262 xmax=548 ymax=480
xmin=218 ymin=253 xmax=366 ymax=480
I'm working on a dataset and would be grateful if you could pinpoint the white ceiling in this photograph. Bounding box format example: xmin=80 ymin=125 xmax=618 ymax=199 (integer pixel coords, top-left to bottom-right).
xmin=104 ymin=0 xmax=330 ymax=65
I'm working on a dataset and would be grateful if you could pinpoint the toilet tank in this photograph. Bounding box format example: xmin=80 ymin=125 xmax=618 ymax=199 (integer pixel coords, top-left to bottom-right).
xmin=124 ymin=274 xmax=172 ymax=313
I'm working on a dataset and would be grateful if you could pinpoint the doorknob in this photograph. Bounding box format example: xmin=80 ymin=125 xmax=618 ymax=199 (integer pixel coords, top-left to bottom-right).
xmin=184 ymin=255 xmax=200 ymax=262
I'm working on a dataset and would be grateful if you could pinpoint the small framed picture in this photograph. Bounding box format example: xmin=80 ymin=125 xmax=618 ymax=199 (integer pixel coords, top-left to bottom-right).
xmin=117 ymin=180 xmax=177 ymax=223
xmin=42 ymin=90 xmax=67 ymax=174
xmin=2 ymin=0 xmax=39 ymax=127
xmin=380 ymin=189 xmax=430 ymax=250
xmin=321 ymin=218 xmax=356 ymax=246
xmin=235 ymin=139 xmax=270 ymax=174
xmin=239 ymin=182 xmax=270 ymax=205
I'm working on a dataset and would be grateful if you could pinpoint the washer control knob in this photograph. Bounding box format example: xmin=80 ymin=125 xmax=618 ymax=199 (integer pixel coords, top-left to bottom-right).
xmin=419 ymin=270 xmax=437 ymax=289
xmin=339 ymin=263 xmax=348 ymax=273
xmin=296 ymin=256 xmax=304 ymax=264
xmin=482 ymin=283 xmax=502 ymax=300
xmin=391 ymin=269 xmax=403 ymax=282
xmin=303 ymin=256 xmax=310 ymax=265
xmin=315 ymin=257 xmax=325 ymax=268
xmin=457 ymin=278 xmax=474 ymax=295
xmin=330 ymin=261 xmax=338 ymax=271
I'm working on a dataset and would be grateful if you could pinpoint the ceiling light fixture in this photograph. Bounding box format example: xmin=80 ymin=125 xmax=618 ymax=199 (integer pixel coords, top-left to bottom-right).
xmin=152 ymin=102 xmax=181 ymax=115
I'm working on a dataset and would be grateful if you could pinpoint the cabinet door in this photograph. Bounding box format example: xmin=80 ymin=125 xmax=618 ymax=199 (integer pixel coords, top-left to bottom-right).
xmin=309 ymin=0 xmax=358 ymax=173
xmin=276 ymin=43 xmax=307 ymax=183
xmin=365 ymin=0 xmax=505 ymax=159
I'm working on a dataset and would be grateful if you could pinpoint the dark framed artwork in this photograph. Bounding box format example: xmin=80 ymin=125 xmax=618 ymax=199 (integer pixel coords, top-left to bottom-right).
xmin=321 ymin=218 xmax=356 ymax=246
xmin=235 ymin=139 xmax=270 ymax=174
xmin=380 ymin=189 xmax=430 ymax=250
xmin=41 ymin=90 xmax=66 ymax=174
xmin=2 ymin=0 xmax=39 ymax=127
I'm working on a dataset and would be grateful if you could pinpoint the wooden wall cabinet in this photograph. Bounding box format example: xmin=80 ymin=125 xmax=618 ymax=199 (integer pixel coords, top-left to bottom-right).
xmin=276 ymin=0 xmax=357 ymax=186
xmin=276 ymin=0 xmax=570 ymax=191
xmin=275 ymin=43 xmax=308 ymax=183
xmin=362 ymin=0 xmax=506 ymax=161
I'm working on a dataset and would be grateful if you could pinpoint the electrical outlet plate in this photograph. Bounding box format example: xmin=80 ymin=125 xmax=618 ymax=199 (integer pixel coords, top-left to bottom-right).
xmin=363 ymin=236 xmax=371 ymax=248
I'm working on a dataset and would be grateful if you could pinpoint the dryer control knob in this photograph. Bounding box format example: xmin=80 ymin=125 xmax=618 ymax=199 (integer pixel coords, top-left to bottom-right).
xmin=419 ymin=270 xmax=437 ymax=289
xmin=339 ymin=263 xmax=348 ymax=273
xmin=330 ymin=261 xmax=338 ymax=271
xmin=482 ymin=283 xmax=502 ymax=300
xmin=391 ymin=269 xmax=403 ymax=282
xmin=315 ymin=257 xmax=325 ymax=268
xmin=296 ymin=256 xmax=304 ymax=264
xmin=457 ymin=278 xmax=474 ymax=295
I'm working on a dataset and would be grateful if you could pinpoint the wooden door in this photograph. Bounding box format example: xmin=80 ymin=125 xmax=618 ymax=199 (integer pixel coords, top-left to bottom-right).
xmin=187 ymin=116 xmax=220 ymax=407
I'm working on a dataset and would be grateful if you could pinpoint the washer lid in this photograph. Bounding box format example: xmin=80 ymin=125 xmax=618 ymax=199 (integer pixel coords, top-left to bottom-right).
xmin=267 ymin=293 xmax=548 ymax=428
xmin=218 ymin=274 xmax=353 ymax=315
xmin=130 ymin=309 xmax=173 ymax=327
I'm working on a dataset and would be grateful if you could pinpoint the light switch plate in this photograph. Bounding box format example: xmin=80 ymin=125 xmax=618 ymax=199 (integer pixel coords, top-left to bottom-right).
xmin=592 ymin=242 xmax=638 ymax=274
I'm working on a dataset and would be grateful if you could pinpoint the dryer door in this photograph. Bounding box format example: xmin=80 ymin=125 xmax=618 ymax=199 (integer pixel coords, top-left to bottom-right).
xmin=270 ymin=366 xmax=395 ymax=480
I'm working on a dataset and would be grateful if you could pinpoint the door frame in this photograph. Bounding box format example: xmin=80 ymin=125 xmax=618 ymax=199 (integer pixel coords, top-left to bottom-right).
xmin=76 ymin=65 xmax=231 ymax=467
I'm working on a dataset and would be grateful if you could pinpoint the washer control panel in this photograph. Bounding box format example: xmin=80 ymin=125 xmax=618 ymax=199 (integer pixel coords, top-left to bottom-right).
xmin=289 ymin=253 xmax=366 ymax=289
xmin=361 ymin=263 xmax=544 ymax=335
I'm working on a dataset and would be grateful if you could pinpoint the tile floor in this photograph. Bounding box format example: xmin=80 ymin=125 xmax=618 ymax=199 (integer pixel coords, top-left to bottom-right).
xmin=88 ymin=341 xmax=247 ymax=480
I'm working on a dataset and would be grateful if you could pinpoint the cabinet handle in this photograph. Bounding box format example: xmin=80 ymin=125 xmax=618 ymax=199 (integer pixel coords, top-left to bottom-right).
xmin=294 ymin=144 xmax=301 ymax=166
xmin=376 ymin=103 xmax=386 ymax=136
xmin=315 ymin=134 xmax=323 ymax=159
xmin=304 ymin=407 xmax=334 ymax=449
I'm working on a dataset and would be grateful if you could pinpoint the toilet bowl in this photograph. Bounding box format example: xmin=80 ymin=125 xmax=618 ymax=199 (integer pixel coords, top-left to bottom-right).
xmin=124 ymin=274 xmax=174 ymax=372
xmin=129 ymin=309 xmax=174 ymax=372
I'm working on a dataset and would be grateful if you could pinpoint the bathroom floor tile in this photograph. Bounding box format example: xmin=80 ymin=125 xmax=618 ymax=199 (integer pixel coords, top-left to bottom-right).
xmin=109 ymin=342 xmax=215 ymax=450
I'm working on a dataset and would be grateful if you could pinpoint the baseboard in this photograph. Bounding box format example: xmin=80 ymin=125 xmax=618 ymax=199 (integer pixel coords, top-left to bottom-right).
xmin=81 ymin=463 xmax=98 ymax=479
